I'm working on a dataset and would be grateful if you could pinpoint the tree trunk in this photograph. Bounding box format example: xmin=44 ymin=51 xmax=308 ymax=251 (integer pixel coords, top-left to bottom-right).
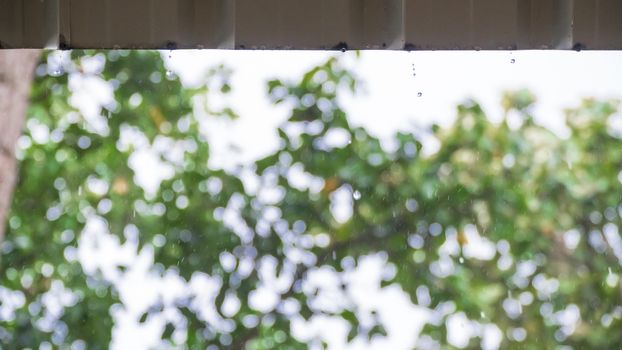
xmin=0 ymin=50 xmax=40 ymax=244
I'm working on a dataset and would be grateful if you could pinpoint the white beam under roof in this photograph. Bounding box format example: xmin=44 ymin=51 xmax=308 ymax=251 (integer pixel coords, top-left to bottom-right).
xmin=1 ymin=0 xmax=621 ymax=50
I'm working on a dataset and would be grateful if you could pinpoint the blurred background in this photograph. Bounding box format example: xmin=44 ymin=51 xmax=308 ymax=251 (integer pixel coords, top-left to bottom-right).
xmin=1 ymin=49 xmax=622 ymax=349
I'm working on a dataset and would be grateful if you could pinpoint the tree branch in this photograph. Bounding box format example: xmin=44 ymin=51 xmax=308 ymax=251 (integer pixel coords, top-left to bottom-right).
xmin=0 ymin=49 xmax=40 ymax=245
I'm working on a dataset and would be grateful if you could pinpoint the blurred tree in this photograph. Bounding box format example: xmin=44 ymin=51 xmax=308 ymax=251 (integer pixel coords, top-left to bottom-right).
xmin=0 ymin=50 xmax=621 ymax=349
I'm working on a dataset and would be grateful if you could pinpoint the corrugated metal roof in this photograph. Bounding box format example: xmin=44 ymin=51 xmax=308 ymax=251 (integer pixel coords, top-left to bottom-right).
xmin=1 ymin=0 xmax=621 ymax=50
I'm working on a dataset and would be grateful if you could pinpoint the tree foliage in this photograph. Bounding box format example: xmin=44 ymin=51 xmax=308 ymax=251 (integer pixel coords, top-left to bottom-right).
xmin=1 ymin=50 xmax=621 ymax=349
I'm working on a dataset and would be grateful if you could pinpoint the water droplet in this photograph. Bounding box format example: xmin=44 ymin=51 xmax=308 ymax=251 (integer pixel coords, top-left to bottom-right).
xmin=353 ymin=190 xmax=361 ymax=200
xmin=166 ymin=70 xmax=175 ymax=79
xmin=417 ymin=92 xmax=422 ymax=97
xmin=459 ymin=257 xmax=464 ymax=263
xmin=510 ymin=58 xmax=516 ymax=64
xmin=481 ymin=311 xmax=485 ymax=318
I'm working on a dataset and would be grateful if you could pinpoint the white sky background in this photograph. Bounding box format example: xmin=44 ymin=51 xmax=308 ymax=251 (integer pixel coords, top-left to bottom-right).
xmin=166 ymin=50 xmax=622 ymax=168
xmin=65 ymin=50 xmax=622 ymax=349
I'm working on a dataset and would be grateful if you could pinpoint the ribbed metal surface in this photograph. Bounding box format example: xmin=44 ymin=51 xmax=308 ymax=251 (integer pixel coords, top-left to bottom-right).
xmin=1 ymin=0 xmax=621 ymax=50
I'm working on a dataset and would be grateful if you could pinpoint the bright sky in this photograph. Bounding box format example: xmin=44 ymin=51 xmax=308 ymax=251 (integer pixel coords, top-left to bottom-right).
xmin=62 ymin=50 xmax=622 ymax=349
xmin=167 ymin=50 xmax=622 ymax=168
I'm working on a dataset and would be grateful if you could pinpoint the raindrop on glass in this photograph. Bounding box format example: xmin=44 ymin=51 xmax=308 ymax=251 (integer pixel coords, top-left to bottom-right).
xmin=417 ymin=92 xmax=422 ymax=97
xmin=510 ymin=58 xmax=516 ymax=64
xmin=459 ymin=257 xmax=464 ymax=263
